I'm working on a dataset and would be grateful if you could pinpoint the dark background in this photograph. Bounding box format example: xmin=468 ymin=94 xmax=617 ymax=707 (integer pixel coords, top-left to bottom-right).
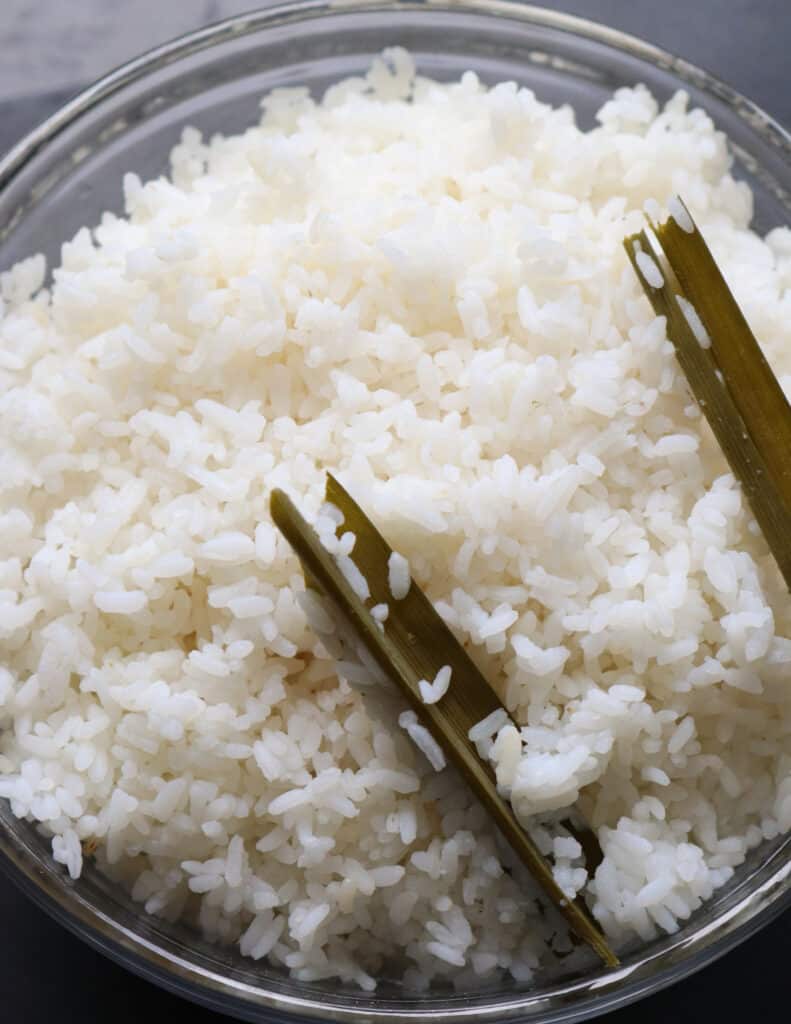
xmin=0 ymin=0 xmax=788 ymax=1020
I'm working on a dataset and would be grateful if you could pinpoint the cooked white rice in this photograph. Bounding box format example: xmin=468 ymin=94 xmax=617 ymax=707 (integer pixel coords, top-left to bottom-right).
xmin=388 ymin=551 xmax=411 ymax=601
xmin=669 ymin=195 xmax=695 ymax=233
xmin=634 ymin=246 xmax=665 ymax=290
xmin=399 ymin=710 xmax=447 ymax=772
xmin=0 ymin=48 xmax=790 ymax=989
xmin=419 ymin=665 xmax=452 ymax=705
xmin=676 ymin=295 xmax=712 ymax=348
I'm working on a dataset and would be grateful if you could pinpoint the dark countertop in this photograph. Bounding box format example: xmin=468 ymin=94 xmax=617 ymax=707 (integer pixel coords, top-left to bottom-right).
xmin=0 ymin=2 xmax=788 ymax=1021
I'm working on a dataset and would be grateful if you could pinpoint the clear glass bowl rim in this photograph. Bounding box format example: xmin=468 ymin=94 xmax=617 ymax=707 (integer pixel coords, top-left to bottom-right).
xmin=0 ymin=2 xmax=789 ymax=1023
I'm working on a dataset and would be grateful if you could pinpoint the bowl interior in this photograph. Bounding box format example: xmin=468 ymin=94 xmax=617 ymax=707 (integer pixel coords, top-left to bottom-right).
xmin=1 ymin=3 xmax=789 ymax=1022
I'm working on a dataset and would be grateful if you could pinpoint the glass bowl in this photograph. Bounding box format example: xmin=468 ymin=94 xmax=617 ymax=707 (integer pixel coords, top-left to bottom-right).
xmin=0 ymin=2 xmax=789 ymax=1021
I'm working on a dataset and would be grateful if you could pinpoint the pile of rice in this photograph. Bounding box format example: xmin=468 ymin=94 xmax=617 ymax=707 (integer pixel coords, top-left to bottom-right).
xmin=1 ymin=49 xmax=790 ymax=989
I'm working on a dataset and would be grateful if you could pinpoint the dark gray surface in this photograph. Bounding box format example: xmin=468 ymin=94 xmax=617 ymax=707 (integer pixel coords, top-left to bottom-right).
xmin=550 ymin=0 xmax=791 ymax=129
xmin=1 ymin=2 xmax=789 ymax=1022
xmin=2 ymin=0 xmax=791 ymax=130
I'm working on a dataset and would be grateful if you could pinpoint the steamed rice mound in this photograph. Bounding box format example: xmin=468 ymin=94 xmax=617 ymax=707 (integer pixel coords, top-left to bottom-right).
xmin=0 ymin=49 xmax=790 ymax=988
